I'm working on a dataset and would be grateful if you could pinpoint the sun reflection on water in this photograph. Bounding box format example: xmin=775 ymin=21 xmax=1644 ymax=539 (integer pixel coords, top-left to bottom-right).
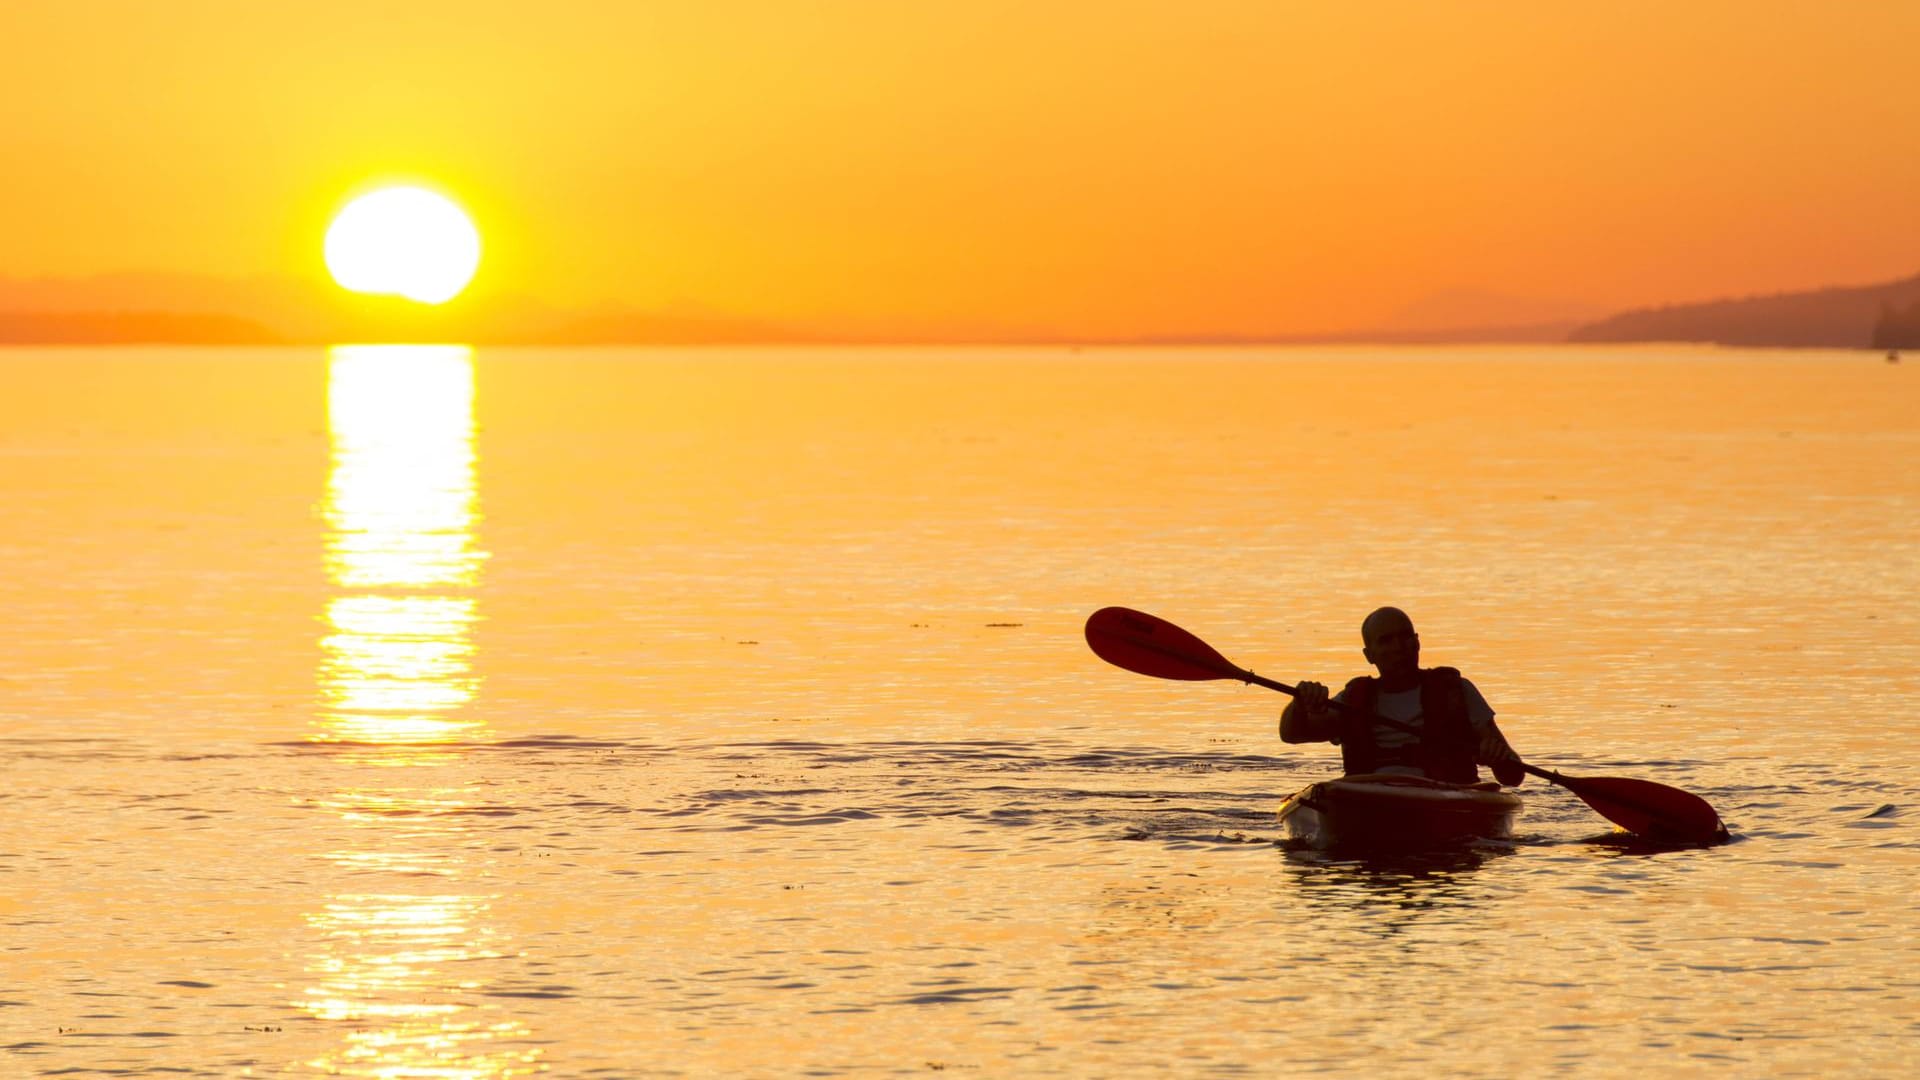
xmin=325 ymin=345 xmax=485 ymax=592
xmin=321 ymin=595 xmax=480 ymax=741
xmin=305 ymin=345 xmax=539 ymax=1078
xmin=295 ymin=892 xmax=538 ymax=1078
xmin=318 ymin=345 xmax=487 ymax=746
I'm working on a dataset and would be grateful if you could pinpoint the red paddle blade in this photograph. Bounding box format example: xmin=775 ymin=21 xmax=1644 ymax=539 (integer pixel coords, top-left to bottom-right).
xmin=1561 ymin=774 xmax=1728 ymax=843
xmin=1085 ymin=607 xmax=1243 ymax=682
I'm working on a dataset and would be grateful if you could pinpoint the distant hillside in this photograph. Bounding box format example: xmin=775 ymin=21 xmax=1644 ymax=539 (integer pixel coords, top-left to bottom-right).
xmin=1373 ymin=288 xmax=1606 ymax=335
xmin=1569 ymin=272 xmax=1920 ymax=348
xmin=0 ymin=310 xmax=280 ymax=344
xmin=6 ymin=270 xmax=1920 ymax=348
xmin=1130 ymin=320 xmax=1581 ymax=346
xmin=0 ymin=273 xmax=809 ymax=345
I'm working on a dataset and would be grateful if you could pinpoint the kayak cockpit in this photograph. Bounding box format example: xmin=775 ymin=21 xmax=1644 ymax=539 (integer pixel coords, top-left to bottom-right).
xmin=1277 ymin=772 xmax=1522 ymax=851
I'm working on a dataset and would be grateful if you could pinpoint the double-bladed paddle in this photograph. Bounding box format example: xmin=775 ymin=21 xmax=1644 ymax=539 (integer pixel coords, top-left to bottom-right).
xmin=1084 ymin=605 xmax=1728 ymax=844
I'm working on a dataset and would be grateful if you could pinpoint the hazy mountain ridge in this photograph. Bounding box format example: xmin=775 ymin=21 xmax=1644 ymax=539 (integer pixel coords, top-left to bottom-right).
xmin=0 ymin=273 xmax=868 ymax=345
xmin=0 ymin=310 xmax=281 ymax=344
xmin=3 ymin=271 xmax=1917 ymax=347
xmin=1127 ymin=320 xmax=1583 ymax=346
xmin=1568 ymin=272 xmax=1920 ymax=349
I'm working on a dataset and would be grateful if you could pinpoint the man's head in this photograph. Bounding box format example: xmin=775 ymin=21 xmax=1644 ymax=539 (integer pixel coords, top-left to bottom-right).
xmin=1361 ymin=606 xmax=1420 ymax=681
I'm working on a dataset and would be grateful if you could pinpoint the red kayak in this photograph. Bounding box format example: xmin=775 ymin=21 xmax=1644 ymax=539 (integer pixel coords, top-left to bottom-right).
xmin=1276 ymin=773 xmax=1523 ymax=851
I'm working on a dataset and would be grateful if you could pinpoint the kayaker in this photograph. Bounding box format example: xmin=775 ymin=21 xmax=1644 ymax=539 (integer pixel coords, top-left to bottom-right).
xmin=1280 ymin=607 xmax=1526 ymax=786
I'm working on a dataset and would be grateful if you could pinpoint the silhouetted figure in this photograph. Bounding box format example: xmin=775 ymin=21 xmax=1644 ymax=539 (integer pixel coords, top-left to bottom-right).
xmin=1281 ymin=607 xmax=1526 ymax=786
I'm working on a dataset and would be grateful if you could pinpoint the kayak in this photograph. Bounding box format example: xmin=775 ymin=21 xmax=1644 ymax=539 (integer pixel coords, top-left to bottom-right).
xmin=1278 ymin=774 xmax=1522 ymax=850
xmin=1276 ymin=773 xmax=1522 ymax=851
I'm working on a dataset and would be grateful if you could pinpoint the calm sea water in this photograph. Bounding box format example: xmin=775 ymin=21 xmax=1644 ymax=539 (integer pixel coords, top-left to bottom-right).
xmin=2 ymin=345 xmax=1916 ymax=1077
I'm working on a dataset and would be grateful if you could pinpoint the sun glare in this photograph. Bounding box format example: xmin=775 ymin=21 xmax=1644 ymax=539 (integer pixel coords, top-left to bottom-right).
xmin=324 ymin=187 xmax=481 ymax=305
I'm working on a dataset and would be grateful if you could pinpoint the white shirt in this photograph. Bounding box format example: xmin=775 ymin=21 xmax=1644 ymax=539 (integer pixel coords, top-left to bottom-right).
xmin=1331 ymin=677 xmax=1517 ymax=775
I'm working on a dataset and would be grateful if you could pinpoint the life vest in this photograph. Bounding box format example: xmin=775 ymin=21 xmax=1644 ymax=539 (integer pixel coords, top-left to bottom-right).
xmin=1338 ymin=667 xmax=1478 ymax=784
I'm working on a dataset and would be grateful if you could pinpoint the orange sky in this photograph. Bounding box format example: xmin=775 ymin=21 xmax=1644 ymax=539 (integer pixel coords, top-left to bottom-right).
xmin=3 ymin=1 xmax=1917 ymax=338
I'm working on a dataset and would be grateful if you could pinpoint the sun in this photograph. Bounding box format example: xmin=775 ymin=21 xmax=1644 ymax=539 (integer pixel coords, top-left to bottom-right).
xmin=324 ymin=187 xmax=481 ymax=305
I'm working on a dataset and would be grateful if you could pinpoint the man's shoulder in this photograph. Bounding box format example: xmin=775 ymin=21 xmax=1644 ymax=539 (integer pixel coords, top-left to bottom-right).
xmin=1421 ymin=667 xmax=1482 ymax=691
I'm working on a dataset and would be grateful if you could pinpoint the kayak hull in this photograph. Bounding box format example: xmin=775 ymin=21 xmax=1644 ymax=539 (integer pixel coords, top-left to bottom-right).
xmin=1277 ymin=773 xmax=1522 ymax=851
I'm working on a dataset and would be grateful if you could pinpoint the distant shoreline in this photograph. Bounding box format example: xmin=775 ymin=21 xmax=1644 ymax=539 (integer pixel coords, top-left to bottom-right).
xmin=3 ymin=270 xmax=1916 ymax=348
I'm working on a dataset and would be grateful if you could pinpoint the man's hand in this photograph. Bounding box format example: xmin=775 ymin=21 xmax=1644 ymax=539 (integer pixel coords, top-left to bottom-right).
xmin=1493 ymin=758 xmax=1525 ymax=787
xmin=1292 ymin=680 xmax=1330 ymax=715
xmin=1280 ymin=680 xmax=1336 ymax=743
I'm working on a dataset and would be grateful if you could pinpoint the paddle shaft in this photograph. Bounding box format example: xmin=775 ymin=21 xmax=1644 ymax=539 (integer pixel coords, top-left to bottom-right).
xmin=1234 ymin=667 xmax=1304 ymax=698
xmin=1223 ymin=663 xmax=1430 ymax=739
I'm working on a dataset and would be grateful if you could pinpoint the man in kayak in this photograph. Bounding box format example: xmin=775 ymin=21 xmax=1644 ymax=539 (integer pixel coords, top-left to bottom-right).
xmin=1281 ymin=606 xmax=1526 ymax=786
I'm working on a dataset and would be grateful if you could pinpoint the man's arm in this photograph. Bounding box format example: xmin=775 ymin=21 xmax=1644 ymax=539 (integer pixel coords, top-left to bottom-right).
xmin=1462 ymin=678 xmax=1525 ymax=785
xmin=1280 ymin=680 xmax=1338 ymax=743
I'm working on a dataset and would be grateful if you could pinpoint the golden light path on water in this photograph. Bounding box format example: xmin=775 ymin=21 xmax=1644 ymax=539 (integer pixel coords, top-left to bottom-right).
xmin=303 ymin=345 xmax=539 ymax=1078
